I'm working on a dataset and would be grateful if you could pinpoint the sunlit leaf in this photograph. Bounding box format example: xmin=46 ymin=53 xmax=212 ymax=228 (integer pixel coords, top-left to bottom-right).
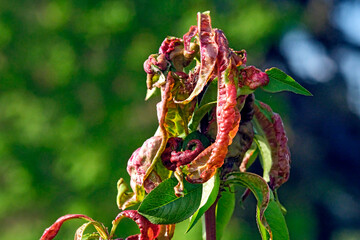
xmin=253 ymin=134 xmax=272 ymax=182
xmin=74 ymin=222 xmax=92 ymax=240
xmin=145 ymin=87 xmax=160 ymax=101
xmin=82 ymin=233 xmax=100 ymax=240
xmin=262 ymin=67 xmax=312 ymax=96
xmin=138 ymin=178 xmax=202 ymax=224
xmin=165 ymin=106 xmax=187 ymax=138
xmin=216 ymin=186 xmax=235 ymax=240
xmin=187 ymin=172 xmax=219 ymax=233
xmin=257 ymin=192 xmax=290 ymax=240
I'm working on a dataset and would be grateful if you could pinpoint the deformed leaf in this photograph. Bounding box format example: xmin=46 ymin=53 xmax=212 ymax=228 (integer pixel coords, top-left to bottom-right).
xmin=116 ymin=178 xmax=135 ymax=210
xmin=225 ymin=172 xmax=270 ymax=220
xmin=253 ymin=101 xmax=291 ymax=189
xmin=110 ymin=210 xmax=161 ymax=240
xmin=40 ymin=214 xmax=108 ymax=240
xmin=254 ymin=100 xmax=273 ymax=122
xmin=176 ymin=11 xmax=218 ymax=104
xmin=186 ymin=57 xmax=242 ymax=183
xmin=182 ymin=131 xmax=211 ymax=150
xmin=186 ymin=172 xmax=220 ymax=233
xmin=138 ymin=178 xmax=202 ymax=224
xmin=216 ymin=186 xmax=235 ymax=240
xmin=165 ymin=105 xmax=188 ymax=137
xmin=239 ymin=66 xmax=269 ymax=90
xmin=262 ymin=67 xmax=312 ymax=96
xmin=74 ymin=222 xmax=92 ymax=240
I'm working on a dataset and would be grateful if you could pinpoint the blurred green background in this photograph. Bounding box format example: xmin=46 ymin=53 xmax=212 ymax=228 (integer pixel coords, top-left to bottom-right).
xmin=1 ymin=0 xmax=360 ymax=239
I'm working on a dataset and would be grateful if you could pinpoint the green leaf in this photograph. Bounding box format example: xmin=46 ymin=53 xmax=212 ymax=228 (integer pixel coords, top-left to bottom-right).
xmin=199 ymin=79 xmax=218 ymax=107
xmin=225 ymin=172 xmax=270 ymax=220
xmin=253 ymin=134 xmax=272 ymax=182
xmin=187 ymin=172 xmax=220 ymax=233
xmin=82 ymin=233 xmax=100 ymax=240
xmin=145 ymin=87 xmax=159 ymax=101
xmin=237 ymin=85 xmax=255 ymax=96
xmin=244 ymin=142 xmax=259 ymax=170
xmin=165 ymin=106 xmax=188 ymax=137
xmin=252 ymin=110 xmax=273 ymax=182
xmin=188 ymin=101 xmax=216 ymax=132
xmin=256 ymin=205 xmax=270 ymax=240
xmin=257 ymin=192 xmax=290 ymax=240
xmin=75 ymin=222 xmax=92 ymax=240
xmin=262 ymin=67 xmax=312 ymax=96
xmin=138 ymin=177 xmax=202 ymax=224
xmin=225 ymin=172 xmax=289 ymax=240
xmin=216 ymin=186 xmax=235 ymax=240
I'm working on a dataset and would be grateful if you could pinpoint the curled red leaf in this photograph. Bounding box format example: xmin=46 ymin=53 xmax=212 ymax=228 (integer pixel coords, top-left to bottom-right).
xmin=161 ymin=137 xmax=183 ymax=171
xmin=161 ymin=138 xmax=205 ymax=171
xmin=254 ymin=101 xmax=291 ymax=189
xmin=240 ymin=66 xmax=269 ymax=90
xmin=112 ymin=210 xmax=160 ymax=240
xmin=232 ymin=49 xmax=247 ymax=66
xmin=143 ymin=72 xmax=175 ymax=182
xmin=270 ymin=113 xmax=291 ymax=189
xmin=144 ymin=54 xmax=168 ymax=75
xmin=183 ymin=25 xmax=198 ymax=56
xmin=186 ymin=144 xmax=215 ymax=183
xmin=40 ymin=214 xmax=103 ymax=240
xmin=159 ymin=37 xmax=183 ymax=58
xmin=176 ymin=11 xmax=218 ymax=104
xmin=144 ymin=54 xmax=168 ymax=90
xmin=186 ymin=30 xmax=242 ymax=183
xmin=220 ymin=94 xmax=255 ymax=178
xmin=175 ymin=69 xmax=198 ymax=101
xmin=170 ymin=139 xmax=205 ymax=166
xmin=127 ymin=136 xmax=163 ymax=187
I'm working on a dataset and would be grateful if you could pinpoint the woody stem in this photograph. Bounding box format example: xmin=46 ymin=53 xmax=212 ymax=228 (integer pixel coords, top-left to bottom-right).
xmin=204 ymin=197 xmax=219 ymax=240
